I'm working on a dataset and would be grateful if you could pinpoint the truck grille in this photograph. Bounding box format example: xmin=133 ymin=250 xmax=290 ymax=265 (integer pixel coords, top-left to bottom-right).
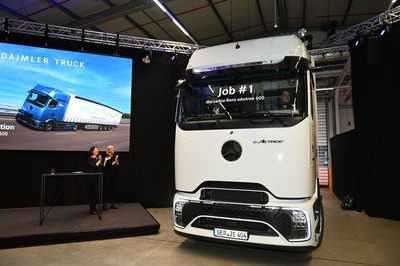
xmin=200 ymin=188 xmax=268 ymax=204
xmin=17 ymin=113 xmax=35 ymax=125
xmin=191 ymin=217 xmax=278 ymax=237
xmin=181 ymin=202 xmax=307 ymax=241
xmin=21 ymin=111 xmax=33 ymax=119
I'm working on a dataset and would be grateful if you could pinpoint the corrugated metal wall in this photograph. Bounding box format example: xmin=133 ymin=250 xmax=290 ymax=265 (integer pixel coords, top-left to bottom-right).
xmin=316 ymin=96 xmax=329 ymax=186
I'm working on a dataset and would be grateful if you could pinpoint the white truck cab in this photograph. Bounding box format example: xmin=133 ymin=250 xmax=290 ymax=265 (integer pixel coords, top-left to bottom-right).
xmin=173 ymin=35 xmax=323 ymax=250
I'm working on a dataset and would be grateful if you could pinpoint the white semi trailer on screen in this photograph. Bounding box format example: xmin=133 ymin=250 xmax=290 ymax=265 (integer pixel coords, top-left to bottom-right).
xmin=16 ymin=85 xmax=122 ymax=131
xmin=173 ymin=35 xmax=323 ymax=250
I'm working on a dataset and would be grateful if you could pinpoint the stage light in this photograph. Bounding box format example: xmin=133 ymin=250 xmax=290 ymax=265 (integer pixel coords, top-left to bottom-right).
xmin=170 ymin=53 xmax=178 ymax=61
xmin=379 ymin=24 xmax=390 ymax=37
xmin=152 ymin=0 xmax=198 ymax=44
xmin=298 ymin=28 xmax=307 ymax=37
xmin=142 ymin=54 xmax=151 ymax=64
xmin=273 ymin=0 xmax=279 ymax=29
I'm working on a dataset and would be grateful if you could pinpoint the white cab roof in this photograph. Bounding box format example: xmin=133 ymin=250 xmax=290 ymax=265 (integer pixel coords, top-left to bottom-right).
xmin=187 ymin=35 xmax=308 ymax=72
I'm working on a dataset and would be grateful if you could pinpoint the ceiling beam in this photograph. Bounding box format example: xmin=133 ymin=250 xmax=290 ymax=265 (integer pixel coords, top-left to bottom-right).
xmin=256 ymin=0 xmax=267 ymax=32
xmin=0 ymin=3 xmax=35 ymax=21
xmin=124 ymin=15 xmax=156 ymax=38
xmin=46 ymin=0 xmax=80 ymax=20
xmin=100 ymin=0 xmax=155 ymax=39
xmin=302 ymin=0 xmax=307 ymax=27
xmin=66 ymin=0 xmax=172 ymax=28
xmin=27 ymin=0 xmax=72 ymax=17
xmin=206 ymin=0 xmax=233 ymax=41
xmin=342 ymin=0 xmax=353 ymax=26
xmin=142 ymin=9 xmax=176 ymax=41
xmin=45 ymin=0 xmax=100 ymax=31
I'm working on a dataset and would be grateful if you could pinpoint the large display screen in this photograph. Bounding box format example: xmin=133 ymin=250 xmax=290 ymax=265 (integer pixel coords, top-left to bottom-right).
xmin=0 ymin=42 xmax=133 ymax=151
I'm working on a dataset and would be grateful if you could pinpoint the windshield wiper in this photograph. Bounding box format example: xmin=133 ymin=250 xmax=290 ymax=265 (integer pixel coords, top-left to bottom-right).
xmin=237 ymin=111 xmax=289 ymax=127
xmin=207 ymin=85 xmax=232 ymax=120
xmin=183 ymin=110 xmax=231 ymax=123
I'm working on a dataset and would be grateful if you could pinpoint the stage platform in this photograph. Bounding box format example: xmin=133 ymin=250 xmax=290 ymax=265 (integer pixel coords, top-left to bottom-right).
xmin=0 ymin=203 xmax=159 ymax=249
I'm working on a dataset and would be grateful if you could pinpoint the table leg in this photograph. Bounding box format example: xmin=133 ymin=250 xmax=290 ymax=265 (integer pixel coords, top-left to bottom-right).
xmin=40 ymin=175 xmax=45 ymax=225
xmin=97 ymin=173 xmax=103 ymax=220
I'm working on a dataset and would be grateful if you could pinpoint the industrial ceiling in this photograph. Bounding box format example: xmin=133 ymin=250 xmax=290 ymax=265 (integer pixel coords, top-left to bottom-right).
xmin=0 ymin=0 xmax=391 ymax=48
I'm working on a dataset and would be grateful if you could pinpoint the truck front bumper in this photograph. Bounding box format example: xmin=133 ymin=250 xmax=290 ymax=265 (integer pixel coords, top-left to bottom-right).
xmin=16 ymin=112 xmax=45 ymax=129
xmin=173 ymin=191 xmax=322 ymax=249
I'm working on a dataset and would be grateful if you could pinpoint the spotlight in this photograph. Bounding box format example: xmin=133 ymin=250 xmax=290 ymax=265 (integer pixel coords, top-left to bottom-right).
xmin=379 ymin=24 xmax=390 ymax=37
xmin=142 ymin=54 xmax=151 ymax=64
xmin=274 ymin=24 xmax=278 ymax=29
xmin=171 ymin=53 xmax=178 ymax=61
xmin=298 ymin=28 xmax=307 ymax=38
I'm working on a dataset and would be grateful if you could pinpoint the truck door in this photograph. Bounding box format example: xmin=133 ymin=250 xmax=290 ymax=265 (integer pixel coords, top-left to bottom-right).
xmin=43 ymin=99 xmax=64 ymax=126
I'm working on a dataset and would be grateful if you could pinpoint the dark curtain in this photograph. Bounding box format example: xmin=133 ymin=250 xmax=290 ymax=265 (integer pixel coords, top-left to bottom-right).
xmin=334 ymin=24 xmax=400 ymax=220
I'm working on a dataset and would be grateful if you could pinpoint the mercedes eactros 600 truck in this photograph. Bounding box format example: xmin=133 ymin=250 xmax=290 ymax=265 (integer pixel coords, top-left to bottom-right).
xmin=173 ymin=35 xmax=323 ymax=250
xmin=16 ymin=85 xmax=122 ymax=131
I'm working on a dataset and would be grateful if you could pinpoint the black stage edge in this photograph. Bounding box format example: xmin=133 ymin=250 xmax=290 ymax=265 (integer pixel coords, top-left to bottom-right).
xmin=0 ymin=203 xmax=159 ymax=249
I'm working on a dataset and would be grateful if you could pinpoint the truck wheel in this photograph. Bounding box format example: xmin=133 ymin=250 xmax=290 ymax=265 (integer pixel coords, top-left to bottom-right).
xmin=44 ymin=123 xmax=53 ymax=131
xmin=315 ymin=199 xmax=324 ymax=248
xmin=72 ymin=124 xmax=78 ymax=131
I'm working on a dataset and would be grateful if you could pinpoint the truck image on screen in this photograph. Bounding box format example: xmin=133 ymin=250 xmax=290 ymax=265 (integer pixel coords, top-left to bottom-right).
xmin=173 ymin=35 xmax=323 ymax=250
xmin=16 ymin=85 xmax=122 ymax=131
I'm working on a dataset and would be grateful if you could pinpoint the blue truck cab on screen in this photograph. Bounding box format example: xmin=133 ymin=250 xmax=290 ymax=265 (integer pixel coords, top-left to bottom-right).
xmin=16 ymin=85 xmax=123 ymax=131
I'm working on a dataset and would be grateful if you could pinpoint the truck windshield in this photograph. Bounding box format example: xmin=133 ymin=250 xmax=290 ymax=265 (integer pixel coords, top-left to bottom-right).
xmin=177 ymin=70 xmax=307 ymax=130
xmin=27 ymin=91 xmax=50 ymax=107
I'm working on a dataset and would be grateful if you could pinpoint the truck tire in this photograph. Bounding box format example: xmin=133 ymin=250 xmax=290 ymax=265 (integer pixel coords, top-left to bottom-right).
xmin=315 ymin=198 xmax=324 ymax=248
xmin=44 ymin=122 xmax=53 ymax=131
xmin=72 ymin=124 xmax=78 ymax=131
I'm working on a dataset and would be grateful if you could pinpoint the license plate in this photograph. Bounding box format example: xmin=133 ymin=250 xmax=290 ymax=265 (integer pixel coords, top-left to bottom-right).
xmin=213 ymin=228 xmax=249 ymax=241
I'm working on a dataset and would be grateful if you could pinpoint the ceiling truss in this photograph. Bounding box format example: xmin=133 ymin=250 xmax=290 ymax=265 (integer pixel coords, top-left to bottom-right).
xmin=0 ymin=17 xmax=201 ymax=54
xmin=323 ymin=5 xmax=400 ymax=47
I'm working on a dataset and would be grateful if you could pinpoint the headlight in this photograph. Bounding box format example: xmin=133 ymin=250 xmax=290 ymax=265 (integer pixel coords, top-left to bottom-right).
xmin=288 ymin=209 xmax=309 ymax=241
xmin=174 ymin=201 xmax=187 ymax=227
xmin=272 ymin=209 xmax=309 ymax=241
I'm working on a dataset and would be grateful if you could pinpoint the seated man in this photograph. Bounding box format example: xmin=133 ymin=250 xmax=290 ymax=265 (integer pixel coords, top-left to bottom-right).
xmin=277 ymin=90 xmax=291 ymax=109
